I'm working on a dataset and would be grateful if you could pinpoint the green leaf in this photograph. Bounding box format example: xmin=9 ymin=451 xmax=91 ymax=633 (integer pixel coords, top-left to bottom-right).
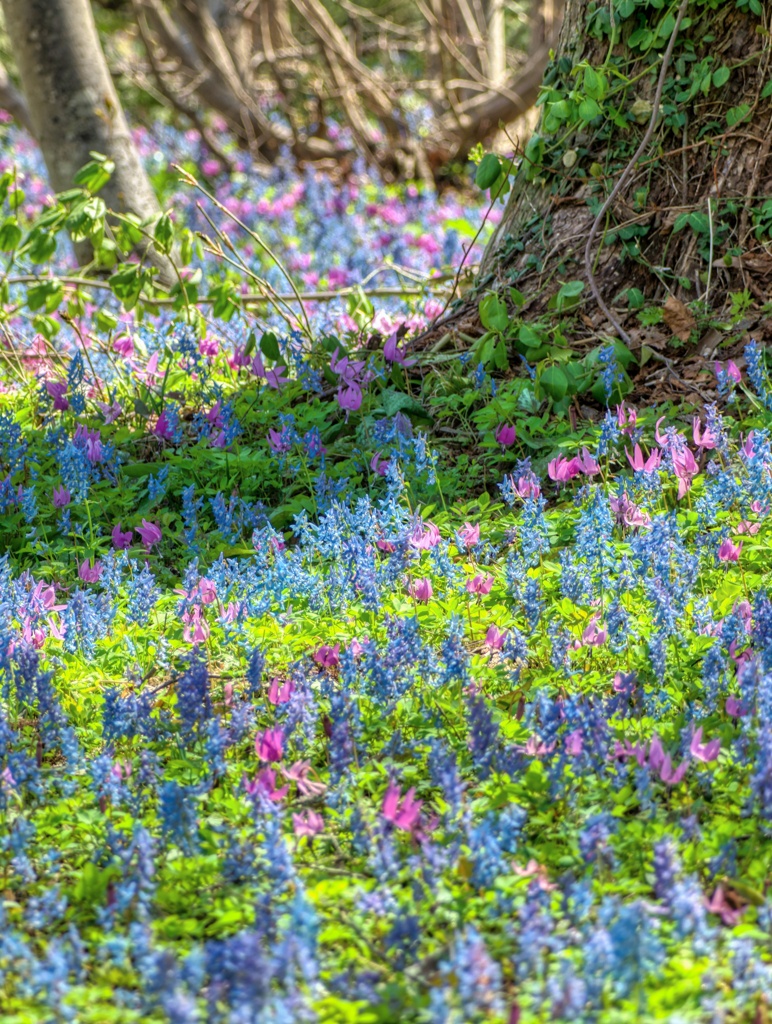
xmin=761 ymin=80 xmax=772 ymax=100
xmin=27 ymin=280 xmax=64 ymax=313
xmin=523 ymin=134 xmax=544 ymax=181
xmin=687 ymin=211 xmax=711 ymax=234
xmin=8 ymin=188 xmax=24 ymax=210
xmin=509 ymin=287 xmax=525 ymax=307
xmin=381 ymin=387 xmax=431 ymax=422
xmin=153 ymin=211 xmax=174 ymax=255
xmin=726 ymin=103 xmax=751 ymax=127
xmin=0 ymin=216 xmax=21 ymax=251
xmin=478 ymin=293 xmax=509 ymax=332
xmin=578 ymin=97 xmax=602 ymax=121
xmin=518 ymin=324 xmax=544 ymax=349
xmin=72 ymin=155 xmax=115 ymax=193
xmin=627 ymin=287 xmax=645 ymax=309
xmin=712 ymin=65 xmax=730 ymax=88
xmin=540 ymin=365 xmax=568 ymax=401
xmin=475 ymin=153 xmax=502 ymax=190
xmin=260 ymin=331 xmax=281 ymax=362
xmin=556 ymin=279 xmax=584 ymax=309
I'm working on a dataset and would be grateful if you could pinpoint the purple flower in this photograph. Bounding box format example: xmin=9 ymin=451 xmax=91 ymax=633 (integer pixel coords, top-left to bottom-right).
xmin=382 ymin=781 xmax=422 ymax=831
xmin=338 ymin=383 xmax=362 ymax=415
xmin=136 ymin=519 xmax=162 ymax=551
xmin=383 ymin=332 xmax=416 ymax=367
xmin=466 ymin=574 xmax=494 ymax=595
xmin=78 ymin=560 xmax=103 ymax=584
xmin=112 ymin=522 xmax=133 ymax=549
xmin=52 ymin=485 xmax=71 ymax=508
xmin=268 ymin=428 xmax=292 ymax=454
xmin=410 ymin=578 xmax=433 ymax=603
xmin=46 ymin=379 xmax=69 ymax=411
xmin=255 ymin=727 xmax=284 ymax=762
xmin=495 ymin=423 xmax=517 ymax=447
xmin=689 ymin=725 xmax=721 ymax=763
xmin=458 ymin=521 xmax=480 ymax=547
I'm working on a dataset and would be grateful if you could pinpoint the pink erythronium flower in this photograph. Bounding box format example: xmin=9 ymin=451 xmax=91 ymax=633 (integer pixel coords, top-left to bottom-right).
xmin=466 ymin=574 xmax=494 ymax=595
xmin=242 ymin=768 xmax=288 ymax=803
xmin=410 ymin=578 xmax=433 ymax=603
xmin=337 ymin=383 xmax=362 ymax=416
xmin=377 ymin=538 xmax=396 ymax=553
xmin=283 ymin=759 xmax=326 ymax=797
xmin=648 ymin=734 xmax=689 ymax=786
xmin=565 ymin=729 xmax=583 ymax=756
xmin=255 ymin=727 xmax=284 ymax=762
xmin=484 ymin=625 xmax=507 ymax=650
xmin=182 ymin=605 xmax=210 ymax=645
xmin=314 ymin=643 xmax=341 ymax=668
xmin=715 ymin=359 xmax=741 ymax=383
xmin=625 ymin=444 xmax=661 ymax=473
xmin=268 ymin=428 xmax=292 ymax=454
xmin=293 ymin=810 xmax=325 ymax=838
xmin=370 ymin=452 xmax=389 ymax=477
xmin=111 ymin=758 xmax=132 ymax=781
xmin=112 ymin=522 xmax=133 ymax=549
xmin=726 ymin=695 xmax=747 ymax=717
xmin=136 ymin=519 xmax=162 ymax=551
xmin=575 ymin=447 xmax=600 ymax=476
xmin=718 ymin=538 xmax=742 ymax=562
xmin=382 ymin=781 xmax=422 ymax=831
xmin=52 ymin=485 xmax=71 ymax=508
xmin=458 ymin=521 xmax=480 ymax=548
xmin=512 ymin=859 xmax=558 ymax=891
xmin=705 ymin=884 xmax=744 ymax=927
xmin=689 ymin=725 xmax=721 ymax=763
xmin=78 ymin=560 xmax=103 ymax=584
xmin=572 ymin=613 xmax=607 ymax=650
xmin=616 ymin=401 xmax=636 ymax=436
xmin=495 ymin=423 xmax=517 ymax=447
xmin=613 ymin=740 xmax=648 ymax=767
xmin=96 ymin=398 xmax=122 ymax=424
xmin=693 ymin=417 xmax=716 ymax=451
xmin=548 ymin=454 xmax=581 ymax=483
xmin=672 ymin=447 xmax=699 ymax=499
xmin=411 ymin=522 xmax=441 ymax=550
xmin=46 ymin=379 xmax=69 ymax=411
xmin=268 ymin=678 xmax=294 ymax=704
xmin=383 ymin=332 xmax=416 ymax=367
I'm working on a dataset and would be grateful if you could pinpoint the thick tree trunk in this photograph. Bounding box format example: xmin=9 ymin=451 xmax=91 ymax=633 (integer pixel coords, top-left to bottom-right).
xmin=468 ymin=0 xmax=772 ymax=344
xmin=1 ymin=0 xmax=171 ymax=279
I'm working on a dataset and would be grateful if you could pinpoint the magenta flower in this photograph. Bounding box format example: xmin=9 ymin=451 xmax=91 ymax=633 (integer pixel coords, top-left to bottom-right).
xmin=46 ymin=379 xmax=69 ymax=411
xmin=154 ymin=411 xmax=176 ymax=442
xmin=96 ymin=398 xmax=122 ymax=424
xmin=458 ymin=521 xmax=480 ymax=548
xmin=689 ymin=725 xmax=721 ymax=763
xmin=548 ymin=454 xmax=581 ymax=483
xmin=283 ymin=760 xmax=326 ymax=797
xmin=337 ymin=383 xmax=362 ymax=415
xmin=293 ymin=810 xmax=325 ymax=838
xmin=382 ymin=781 xmax=422 ymax=831
xmin=268 ymin=428 xmax=292 ymax=454
xmin=383 ymin=332 xmax=416 ymax=367
xmin=625 ymin=444 xmax=661 ymax=474
xmin=243 ymin=768 xmax=288 ymax=802
xmin=576 ymin=447 xmax=599 ymax=476
xmin=672 ymin=447 xmax=699 ymax=499
xmin=112 ymin=522 xmax=133 ymax=549
xmin=705 ymin=884 xmax=744 ymax=927
xmin=410 ymin=577 xmax=433 ymax=603
xmin=111 ymin=758 xmax=132 ymax=781
xmin=564 ymin=729 xmax=583 ymax=756
xmin=268 ymin=677 xmax=294 ymax=704
xmin=648 ymin=734 xmax=688 ymax=786
xmin=715 ymin=359 xmax=741 ymax=383
xmin=466 ymin=574 xmax=494 ymax=595
xmin=182 ymin=605 xmax=210 ymax=645
xmin=484 ymin=625 xmax=507 ymax=650
xmin=78 ymin=560 xmax=103 ymax=584
xmin=377 ymin=538 xmax=396 ymax=553
xmin=370 ymin=451 xmax=389 ymax=476
xmin=725 ymin=695 xmax=747 ymax=717
xmin=136 ymin=519 xmax=162 ymax=551
xmin=313 ymin=643 xmax=341 ymax=668
xmin=411 ymin=522 xmax=441 ymax=550
xmin=616 ymin=401 xmax=636 ymax=436
xmin=718 ymin=537 xmax=742 ymax=562
xmin=255 ymin=727 xmax=285 ymax=762
xmin=693 ymin=417 xmax=716 ymax=451
xmin=614 ymin=740 xmax=647 ymax=766
xmin=52 ymin=486 xmax=71 ymax=508
xmin=514 ymin=474 xmax=540 ymax=498
xmin=572 ymin=614 xmax=607 ymax=649
xmin=495 ymin=423 xmax=517 ymax=447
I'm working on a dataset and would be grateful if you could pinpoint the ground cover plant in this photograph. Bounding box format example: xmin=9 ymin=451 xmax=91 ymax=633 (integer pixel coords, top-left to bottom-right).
xmin=3 ymin=107 xmax=772 ymax=1024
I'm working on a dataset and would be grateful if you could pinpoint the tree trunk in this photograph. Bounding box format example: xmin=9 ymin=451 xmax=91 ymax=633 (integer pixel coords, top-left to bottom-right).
xmin=1 ymin=0 xmax=171 ymax=279
xmin=469 ymin=0 xmax=772 ymax=345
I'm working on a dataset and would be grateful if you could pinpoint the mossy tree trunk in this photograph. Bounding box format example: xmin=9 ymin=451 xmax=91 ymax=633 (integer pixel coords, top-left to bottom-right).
xmin=463 ymin=0 xmax=772 ymax=347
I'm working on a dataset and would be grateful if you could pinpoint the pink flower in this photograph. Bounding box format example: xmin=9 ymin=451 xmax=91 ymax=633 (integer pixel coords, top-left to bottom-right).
xmin=705 ymin=884 xmax=744 ymax=927
xmin=113 ymin=334 xmax=134 ymax=358
xmin=293 ymin=810 xmax=325 ymax=838
xmin=370 ymin=452 xmax=389 ymax=477
xmin=575 ymin=447 xmax=600 ymax=476
xmin=458 ymin=522 xmax=480 ymax=548
xmin=268 ymin=428 xmax=292 ymax=454
xmin=741 ymin=432 xmax=754 ymax=458
xmin=626 ymin=444 xmax=661 ymax=473
xmin=693 ymin=417 xmax=716 ymax=451
xmin=715 ymin=359 xmax=741 ymax=383
xmin=495 ymin=423 xmax=517 ymax=447
xmin=182 ymin=605 xmax=210 ymax=645
xmin=137 ymin=350 xmax=163 ymax=384
xmin=314 ymin=643 xmax=340 ymax=668
xmin=377 ymin=538 xmax=396 ymax=553
xmin=199 ymin=579 xmax=217 ymax=605
xmin=112 ymin=759 xmax=132 ymax=781
xmin=689 ymin=725 xmax=721 ymax=763
xmin=672 ymin=447 xmax=699 ymax=499
xmin=268 ymin=678 xmax=294 ymax=704
xmin=243 ymin=768 xmax=288 ymax=802
xmin=466 ymin=574 xmax=494 ymax=595
xmin=614 ymin=740 xmax=647 ymax=766
xmin=255 ymin=727 xmax=284 ymax=762
xmin=284 ymin=759 xmax=326 ymax=797
xmin=78 ymin=560 xmax=102 ymax=584
xmin=725 ymin=695 xmax=747 ymax=717
xmin=565 ymin=729 xmax=583 ymax=756
xmin=52 ymin=486 xmax=71 ymax=508
xmin=112 ymin=523 xmax=133 ymax=550
xmin=382 ymin=781 xmax=422 ymax=831
xmin=616 ymin=401 xmax=636 ymax=436
xmin=383 ymin=332 xmax=416 ymax=367
xmin=484 ymin=625 xmax=507 ymax=650
xmin=410 ymin=578 xmax=433 ymax=603
xmin=411 ymin=522 xmax=441 ymax=550
xmin=718 ymin=538 xmax=742 ymax=562
xmin=96 ymin=399 xmax=122 ymax=424
xmin=136 ymin=519 xmax=162 ymax=551
xmin=648 ymin=734 xmax=688 ymax=785
xmin=337 ymin=383 xmax=362 ymax=415
xmin=572 ymin=614 xmax=607 ymax=649
xmin=548 ymin=454 xmax=581 ymax=483
xmin=46 ymin=379 xmax=69 ymax=411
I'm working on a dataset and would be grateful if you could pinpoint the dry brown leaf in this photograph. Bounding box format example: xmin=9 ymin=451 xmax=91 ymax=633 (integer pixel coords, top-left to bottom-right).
xmin=662 ymin=295 xmax=696 ymax=342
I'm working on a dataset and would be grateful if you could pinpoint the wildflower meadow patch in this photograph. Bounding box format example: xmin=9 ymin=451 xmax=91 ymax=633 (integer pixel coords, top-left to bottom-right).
xmin=1 ymin=121 xmax=772 ymax=1024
